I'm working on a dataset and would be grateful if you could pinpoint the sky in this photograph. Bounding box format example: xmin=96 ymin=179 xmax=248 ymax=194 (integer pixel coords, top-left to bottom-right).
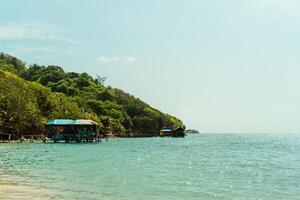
xmin=1 ymin=0 xmax=300 ymax=133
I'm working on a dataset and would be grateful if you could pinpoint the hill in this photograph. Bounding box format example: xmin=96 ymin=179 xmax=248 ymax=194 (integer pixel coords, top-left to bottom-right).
xmin=0 ymin=52 xmax=184 ymax=137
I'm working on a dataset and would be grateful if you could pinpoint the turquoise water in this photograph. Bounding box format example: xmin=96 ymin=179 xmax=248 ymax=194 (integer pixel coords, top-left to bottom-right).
xmin=0 ymin=134 xmax=300 ymax=200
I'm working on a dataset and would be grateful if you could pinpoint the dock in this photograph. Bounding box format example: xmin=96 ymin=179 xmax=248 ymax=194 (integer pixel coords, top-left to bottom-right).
xmin=45 ymin=119 xmax=103 ymax=143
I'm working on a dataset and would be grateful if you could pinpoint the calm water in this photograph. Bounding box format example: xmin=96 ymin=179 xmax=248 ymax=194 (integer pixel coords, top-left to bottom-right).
xmin=0 ymin=134 xmax=300 ymax=200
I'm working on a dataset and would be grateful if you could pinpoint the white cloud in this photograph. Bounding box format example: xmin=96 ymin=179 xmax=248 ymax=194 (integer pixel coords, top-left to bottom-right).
xmin=97 ymin=56 xmax=137 ymax=63
xmin=113 ymin=56 xmax=121 ymax=61
xmin=98 ymin=57 xmax=111 ymax=63
xmin=0 ymin=22 xmax=81 ymax=44
xmin=126 ymin=56 xmax=137 ymax=62
xmin=242 ymin=0 xmax=300 ymax=17
xmin=8 ymin=44 xmax=83 ymax=56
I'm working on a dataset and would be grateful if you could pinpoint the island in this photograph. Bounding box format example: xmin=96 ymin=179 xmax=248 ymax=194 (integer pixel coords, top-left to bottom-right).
xmin=185 ymin=129 xmax=200 ymax=134
xmin=0 ymin=52 xmax=185 ymax=141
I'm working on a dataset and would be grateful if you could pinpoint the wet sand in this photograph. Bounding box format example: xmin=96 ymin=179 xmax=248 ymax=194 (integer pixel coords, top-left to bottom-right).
xmin=0 ymin=183 xmax=50 ymax=200
xmin=0 ymin=173 xmax=58 ymax=200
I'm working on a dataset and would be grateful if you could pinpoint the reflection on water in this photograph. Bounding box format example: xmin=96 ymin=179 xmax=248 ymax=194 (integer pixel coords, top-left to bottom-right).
xmin=0 ymin=134 xmax=300 ymax=200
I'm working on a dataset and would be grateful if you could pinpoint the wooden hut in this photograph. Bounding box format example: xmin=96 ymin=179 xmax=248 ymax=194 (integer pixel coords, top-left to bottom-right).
xmin=0 ymin=133 xmax=14 ymax=142
xmin=160 ymin=128 xmax=173 ymax=137
xmin=160 ymin=127 xmax=186 ymax=137
xmin=45 ymin=119 xmax=101 ymax=143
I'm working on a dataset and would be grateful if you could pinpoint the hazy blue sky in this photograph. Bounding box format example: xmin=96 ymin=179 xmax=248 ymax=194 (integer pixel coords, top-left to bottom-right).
xmin=1 ymin=0 xmax=300 ymax=133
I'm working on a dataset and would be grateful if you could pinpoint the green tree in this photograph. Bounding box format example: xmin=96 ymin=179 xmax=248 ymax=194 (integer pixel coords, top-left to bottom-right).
xmin=0 ymin=52 xmax=185 ymax=137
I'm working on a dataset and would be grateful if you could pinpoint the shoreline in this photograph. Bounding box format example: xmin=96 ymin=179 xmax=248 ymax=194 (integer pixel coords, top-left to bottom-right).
xmin=0 ymin=182 xmax=48 ymax=200
xmin=0 ymin=135 xmax=155 ymax=144
xmin=0 ymin=171 xmax=58 ymax=200
xmin=0 ymin=134 xmax=187 ymax=144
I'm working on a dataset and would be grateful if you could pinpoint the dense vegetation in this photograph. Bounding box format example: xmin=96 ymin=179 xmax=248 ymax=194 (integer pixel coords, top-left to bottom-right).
xmin=0 ymin=53 xmax=184 ymax=137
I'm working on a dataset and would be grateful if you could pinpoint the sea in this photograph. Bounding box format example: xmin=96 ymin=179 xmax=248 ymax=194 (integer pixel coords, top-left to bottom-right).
xmin=0 ymin=133 xmax=300 ymax=200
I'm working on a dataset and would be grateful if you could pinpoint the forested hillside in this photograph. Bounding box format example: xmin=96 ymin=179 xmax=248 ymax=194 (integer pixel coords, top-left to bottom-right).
xmin=0 ymin=53 xmax=184 ymax=137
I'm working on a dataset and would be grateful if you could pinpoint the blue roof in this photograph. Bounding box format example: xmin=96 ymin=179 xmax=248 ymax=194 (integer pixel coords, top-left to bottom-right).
xmin=160 ymin=128 xmax=172 ymax=132
xmin=46 ymin=119 xmax=98 ymax=126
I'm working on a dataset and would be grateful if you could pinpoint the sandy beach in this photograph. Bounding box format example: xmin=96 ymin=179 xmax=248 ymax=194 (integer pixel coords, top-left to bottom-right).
xmin=0 ymin=173 xmax=57 ymax=200
xmin=0 ymin=183 xmax=49 ymax=200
